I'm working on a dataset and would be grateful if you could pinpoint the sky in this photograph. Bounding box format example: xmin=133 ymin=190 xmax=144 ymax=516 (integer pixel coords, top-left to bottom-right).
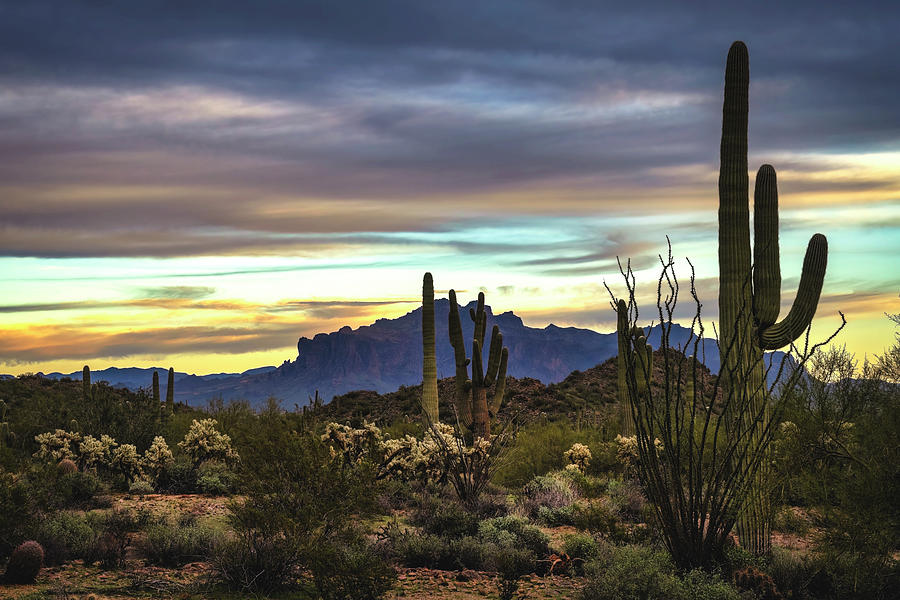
xmin=1 ymin=1 xmax=898 ymax=376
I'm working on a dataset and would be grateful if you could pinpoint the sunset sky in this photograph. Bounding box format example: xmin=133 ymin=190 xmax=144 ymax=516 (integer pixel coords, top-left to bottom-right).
xmin=1 ymin=2 xmax=897 ymax=376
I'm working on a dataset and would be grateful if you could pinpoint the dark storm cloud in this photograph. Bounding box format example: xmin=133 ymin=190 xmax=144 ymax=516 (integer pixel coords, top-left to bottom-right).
xmin=0 ymin=1 xmax=897 ymax=258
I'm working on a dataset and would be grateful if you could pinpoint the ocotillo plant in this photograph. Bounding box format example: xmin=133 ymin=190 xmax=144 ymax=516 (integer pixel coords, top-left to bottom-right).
xmin=616 ymin=302 xmax=654 ymax=436
xmin=166 ymin=367 xmax=175 ymax=415
xmin=152 ymin=371 xmax=160 ymax=403
xmin=421 ymin=273 xmax=439 ymax=426
xmin=448 ymin=290 xmax=508 ymax=439
xmin=718 ymin=41 xmax=828 ymax=555
xmin=82 ymin=365 xmax=91 ymax=402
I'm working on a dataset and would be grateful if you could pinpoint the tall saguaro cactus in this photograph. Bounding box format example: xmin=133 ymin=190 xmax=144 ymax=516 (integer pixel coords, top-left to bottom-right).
xmin=718 ymin=41 xmax=828 ymax=555
xmin=166 ymin=367 xmax=175 ymax=415
xmin=152 ymin=371 xmax=160 ymax=403
xmin=448 ymin=290 xmax=508 ymax=439
xmin=82 ymin=365 xmax=91 ymax=402
xmin=421 ymin=273 xmax=439 ymax=426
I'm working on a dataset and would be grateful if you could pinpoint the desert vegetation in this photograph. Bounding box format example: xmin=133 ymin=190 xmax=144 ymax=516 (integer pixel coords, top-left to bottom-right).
xmin=1 ymin=41 xmax=897 ymax=600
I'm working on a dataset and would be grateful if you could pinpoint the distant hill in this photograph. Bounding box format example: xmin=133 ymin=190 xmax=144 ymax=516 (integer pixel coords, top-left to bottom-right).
xmin=29 ymin=366 xmax=277 ymax=394
xmin=8 ymin=300 xmax=791 ymax=407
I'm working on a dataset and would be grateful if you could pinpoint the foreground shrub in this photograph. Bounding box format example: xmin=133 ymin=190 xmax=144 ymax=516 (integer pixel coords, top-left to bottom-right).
xmin=4 ymin=540 xmax=44 ymax=584
xmin=580 ymin=545 xmax=742 ymax=600
xmin=140 ymin=520 xmax=222 ymax=567
xmin=478 ymin=515 xmax=549 ymax=558
xmin=485 ymin=545 xmax=535 ymax=600
xmin=521 ymin=473 xmax=577 ymax=518
xmin=196 ymin=461 xmax=239 ymax=495
xmin=410 ymin=497 xmax=479 ymax=538
xmin=563 ymin=533 xmax=602 ymax=565
xmin=33 ymin=512 xmax=94 ymax=565
xmin=310 ymin=541 xmax=396 ymax=600
xmin=0 ymin=471 xmax=36 ymax=560
xmin=211 ymin=533 xmax=300 ymax=593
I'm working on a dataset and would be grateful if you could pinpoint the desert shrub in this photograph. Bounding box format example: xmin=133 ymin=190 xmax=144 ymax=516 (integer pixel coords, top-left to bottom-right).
xmin=410 ymin=498 xmax=479 ymax=538
xmin=52 ymin=470 xmax=102 ymax=508
xmin=196 ymin=461 xmax=239 ymax=495
xmin=128 ymin=479 xmax=154 ymax=496
xmin=564 ymin=533 xmax=602 ymax=563
xmin=537 ymin=503 xmax=579 ymax=526
xmin=211 ymin=532 xmax=301 ymax=593
xmin=140 ymin=520 xmax=222 ymax=567
xmin=733 ymin=566 xmax=783 ymax=599
xmin=580 ymin=545 xmax=679 ymax=600
xmin=572 ymin=499 xmax=626 ymax=541
xmin=606 ymin=478 xmax=648 ymax=522
xmin=494 ymin=421 xmax=605 ymax=487
xmin=310 ymin=540 xmax=396 ymax=600
xmin=581 ymin=544 xmax=742 ymax=600
xmin=32 ymin=512 xmax=94 ymax=565
xmin=764 ymin=547 xmax=818 ymax=600
xmin=521 ymin=473 xmax=577 ymax=518
xmin=485 ymin=545 xmax=535 ymax=600
xmin=478 ymin=515 xmax=549 ymax=558
xmin=160 ymin=455 xmax=197 ymax=493
xmin=0 ymin=470 xmax=36 ymax=560
xmin=83 ymin=508 xmax=144 ymax=569
xmin=219 ymin=416 xmax=378 ymax=592
xmin=556 ymin=465 xmax=606 ymax=498
xmin=771 ymin=506 xmax=810 ymax=536
xmin=4 ymin=540 xmax=44 ymax=584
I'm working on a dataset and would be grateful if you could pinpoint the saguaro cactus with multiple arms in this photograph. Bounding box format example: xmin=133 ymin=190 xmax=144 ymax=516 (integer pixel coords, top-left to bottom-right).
xmin=421 ymin=273 xmax=439 ymax=426
xmin=718 ymin=41 xmax=828 ymax=555
xmin=448 ymin=290 xmax=508 ymax=439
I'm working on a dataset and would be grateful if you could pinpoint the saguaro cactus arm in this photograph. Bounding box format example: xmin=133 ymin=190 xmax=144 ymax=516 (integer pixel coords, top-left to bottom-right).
xmin=759 ymin=233 xmax=828 ymax=349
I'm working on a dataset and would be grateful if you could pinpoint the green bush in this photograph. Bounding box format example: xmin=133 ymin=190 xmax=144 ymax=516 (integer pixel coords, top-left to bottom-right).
xmin=572 ymin=500 xmax=626 ymax=541
xmin=52 ymin=470 xmax=103 ymax=508
xmin=521 ymin=473 xmax=577 ymax=518
xmin=196 ymin=461 xmax=239 ymax=496
xmin=211 ymin=533 xmax=300 ymax=593
xmin=139 ymin=520 xmax=222 ymax=567
xmin=411 ymin=498 xmax=480 ymax=538
xmin=537 ymin=503 xmax=579 ymax=526
xmin=33 ymin=512 xmax=95 ymax=565
xmin=0 ymin=470 xmax=35 ymax=560
xmin=485 ymin=545 xmax=535 ymax=600
xmin=478 ymin=515 xmax=549 ymax=558
xmin=580 ymin=545 xmax=742 ymax=600
xmin=580 ymin=545 xmax=681 ymax=600
xmin=563 ymin=533 xmax=602 ymax=563
xmin=311 ymin=541 xmax=396 ymax=600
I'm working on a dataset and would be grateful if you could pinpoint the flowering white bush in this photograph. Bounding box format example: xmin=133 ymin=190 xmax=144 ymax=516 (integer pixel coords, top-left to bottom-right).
xmin=142 ymin=435 xmax=174 ymax=483
xmin=563 ymin=442 xmax=592 ymax=473
xmin=319 ymin=420 xmax=494 ymax=484
xmin=178 ymin=419 xmax=238 ymax=466
xmin=615 ymin=434 xmax=663 ymax=475
xmin=78 ymin=434 xmax=118 ymax=470
xmin=34 ymin=429 xmax=81 ymax=462
xmin=111 ymin=443 xmax=143 ymax=484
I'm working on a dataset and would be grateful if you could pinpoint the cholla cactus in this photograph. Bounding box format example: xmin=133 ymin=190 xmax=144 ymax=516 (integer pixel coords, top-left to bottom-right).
xmin=143 ymin=436 xmax=174 ymax=483
xmin=111 ymin=443 xmax=143 ymax=484
xmin=321 ymin=420 xmax=384 ymax=463
xmin=33 ymin=429 xmax=82 ymax=462
xmin=615 ymin=434 xmax=663 ymax=476
xmin=178 ymin=419 xmax=238 ymax=467
xmin=563 ymin=442 xmax=592 ymax=473
xmin=78 ymin=435 xmax=109 ymax=470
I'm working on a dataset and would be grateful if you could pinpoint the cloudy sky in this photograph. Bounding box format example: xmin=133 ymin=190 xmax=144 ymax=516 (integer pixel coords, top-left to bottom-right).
xmin=1 ymin=1 xmax=897 ymax=375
